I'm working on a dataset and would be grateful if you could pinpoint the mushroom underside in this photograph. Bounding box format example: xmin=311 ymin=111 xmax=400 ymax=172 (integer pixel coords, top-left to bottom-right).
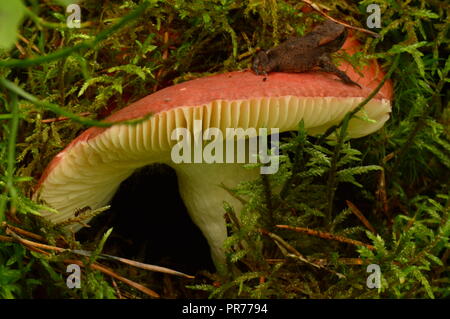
xmin=36 ymin=95 xmax=391 ymax=268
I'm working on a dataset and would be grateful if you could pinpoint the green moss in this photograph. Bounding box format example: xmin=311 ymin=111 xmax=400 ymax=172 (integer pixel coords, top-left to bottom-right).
xmin=0 ymin=0 xmax=449 ymax=298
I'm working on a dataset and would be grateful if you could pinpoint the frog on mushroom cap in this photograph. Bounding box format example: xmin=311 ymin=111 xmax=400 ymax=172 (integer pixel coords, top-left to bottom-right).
xmin=252 ymin=20 xmax=361 ymax=88
xmin=35 ymin=36 xmax=392 ymax=272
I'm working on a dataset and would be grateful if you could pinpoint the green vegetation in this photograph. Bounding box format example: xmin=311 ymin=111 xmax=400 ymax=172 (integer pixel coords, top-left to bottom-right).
xmin=0 ymin=0 xmax=448 ymax=298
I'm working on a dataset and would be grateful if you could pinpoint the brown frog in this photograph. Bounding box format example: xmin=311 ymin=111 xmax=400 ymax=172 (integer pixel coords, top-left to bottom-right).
xmin=252 ymin=20 xmax=361 ymax=88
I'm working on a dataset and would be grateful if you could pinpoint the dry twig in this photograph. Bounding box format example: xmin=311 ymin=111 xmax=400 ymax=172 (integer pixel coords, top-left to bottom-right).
xmin=276 ymin=225 xmax=375 ymax=250
xmin=0 ymin=223 xmax=195 ymax=298
xmin=300 ymin=0 xmax=380 ymax=37
xmin=63 ymin=259 xmax=160 ymax=298
xmin=2 ymin=221 xmax=46 ymax=241
xmin=345 ymin=200 xmax=377 ymax=234
xmin=42 ymin=112 xmax=93 ymax=123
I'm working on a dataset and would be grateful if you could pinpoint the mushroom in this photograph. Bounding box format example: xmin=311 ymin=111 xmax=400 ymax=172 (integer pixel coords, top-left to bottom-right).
xmin=34 ymin=37 xmax=393 ymax=270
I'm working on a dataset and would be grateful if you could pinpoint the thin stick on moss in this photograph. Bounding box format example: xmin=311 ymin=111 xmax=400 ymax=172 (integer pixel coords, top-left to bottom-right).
xmin=315 ymin=257 xmax=366 ymax=265
xmin=1 ymin=222 xmax=46 ymax=242
xmin=111 ymin=278 xmax=123 ymax=299
xmin=276 ymin=224 xmax=375 ymax=250
xmin=5 ymin=228 xmax=65 ymax=252
xmin=41 ymin=112 xmax=93 ymax=123
xmin=299 ymin=0 xmax=380 ymax=37
xmin=5 ymin=231 xmax=158 ymax=297
xmin=376 ymin=165 xmax=391 ymax=223
xmin=259 ymin=228 xmax=321 ymax=269
xmin=17 ymin=34 xmax=41 ymax=54
xmin=73 ymin=249 xmax=195 ymax=279
xmin=345 ymin=200 xmax=377 ymax=234
xmin=63 ymin=259 xmax=160 ymax=298
xmin=1 ymin=226 xmax=195 ymax=279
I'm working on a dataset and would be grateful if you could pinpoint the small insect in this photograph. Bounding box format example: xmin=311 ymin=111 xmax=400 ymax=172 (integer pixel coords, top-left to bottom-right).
xmin=74 ymin=206 xmax=91 ymax=217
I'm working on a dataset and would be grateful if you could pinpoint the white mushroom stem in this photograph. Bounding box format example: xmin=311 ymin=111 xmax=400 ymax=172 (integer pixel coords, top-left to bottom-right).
xmin=173 ymin=162 xmax=260 ymax=269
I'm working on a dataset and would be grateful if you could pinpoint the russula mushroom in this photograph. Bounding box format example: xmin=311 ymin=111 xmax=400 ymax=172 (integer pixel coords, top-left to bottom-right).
xmin=34 ymin=37 xmax=393 ymax=270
